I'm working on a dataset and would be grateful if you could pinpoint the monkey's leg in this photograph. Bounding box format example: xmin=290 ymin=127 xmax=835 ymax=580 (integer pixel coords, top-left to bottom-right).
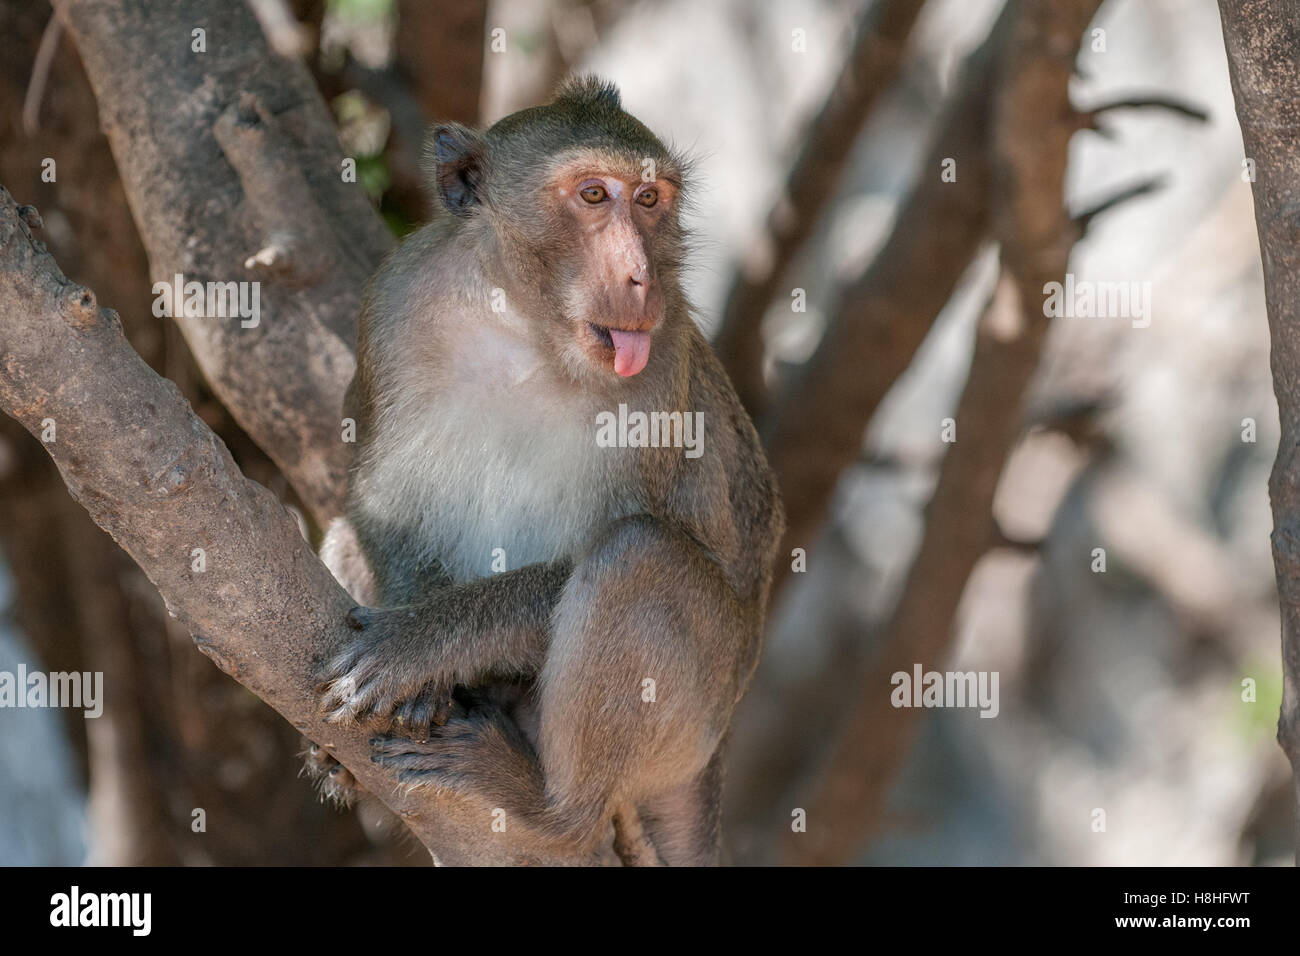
xmin=526 ymin=516 xmax=747 ymax=850
xmin=635 ymin=749 xmax=725 ymax=865
xmin=318 ymin=560 xmax=571 ymax=726
xmin=372 ymin=517 xmax=749 ymax=859
xmin=319 ymin=516 xmax=380 ymax=607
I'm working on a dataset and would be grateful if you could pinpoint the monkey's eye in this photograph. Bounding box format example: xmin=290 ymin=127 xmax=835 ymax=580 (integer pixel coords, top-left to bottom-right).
xmin=635 ymin=187 xmax=658 ymax=208
xmin=580 ymin=184 xmax=607 ymax=204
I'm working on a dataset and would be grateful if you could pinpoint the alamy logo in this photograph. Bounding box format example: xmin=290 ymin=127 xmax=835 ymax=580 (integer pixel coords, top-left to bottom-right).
xmin=1042 ymin=274 xmax=1151 ymax=328
xmin=890 ymin=664 xmax=999 ymax=718
xmin=595 ymin=404 xmax=704 ymax=459
xmin=50 ymin=886 xmax=151 ymax=936
xmin=0 ymin=665 xmax=102 ymax=718
xmin=152 ymin=272 xmax=261 ymax=328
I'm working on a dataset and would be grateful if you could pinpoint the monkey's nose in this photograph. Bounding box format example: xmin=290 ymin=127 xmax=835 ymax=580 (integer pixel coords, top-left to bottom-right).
xmin=628 ymin=268 xmax=651 ymax=305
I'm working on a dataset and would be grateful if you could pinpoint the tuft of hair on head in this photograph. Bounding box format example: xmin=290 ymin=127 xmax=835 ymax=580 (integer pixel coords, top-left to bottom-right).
xmin=552 ymin=74 xmax=622 ymax=112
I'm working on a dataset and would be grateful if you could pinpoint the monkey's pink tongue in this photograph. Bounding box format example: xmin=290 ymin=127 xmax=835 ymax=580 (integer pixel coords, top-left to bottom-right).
xmin=609 ymin=329 xmax=651 ymax=377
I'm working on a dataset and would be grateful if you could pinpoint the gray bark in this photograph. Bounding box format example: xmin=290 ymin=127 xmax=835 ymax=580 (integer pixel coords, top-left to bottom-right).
xmin=52 ymin=0 xmax=396 ymax=522
xmin=1217 ymin=0 xmax=1300 ymax=862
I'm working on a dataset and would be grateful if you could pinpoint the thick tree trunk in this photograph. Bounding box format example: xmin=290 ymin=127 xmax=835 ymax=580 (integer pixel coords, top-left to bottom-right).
xmin=0 ymin=2 xmax=390 ymax=865
xmin=1217 ymin=0 xmax=1300 ymax=863
xmin=51 ymin=0 xmax=395 ymax=523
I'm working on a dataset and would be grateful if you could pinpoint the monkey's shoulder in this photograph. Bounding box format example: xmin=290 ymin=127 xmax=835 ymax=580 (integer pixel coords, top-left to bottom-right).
xmin=684 ymin=333 xmax=779 ymax=509
xmin=360 ymin=220 xmax=491 ymax=342
xmin=658 ymin=333 xmax=785 ymax=591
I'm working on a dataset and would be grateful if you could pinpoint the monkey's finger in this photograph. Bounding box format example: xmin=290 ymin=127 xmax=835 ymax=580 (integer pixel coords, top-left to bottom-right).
xmin=324 ymin=703 xmax=356 ymax=725
xmin=370 ymin=732 xmax=469 ymax=758
xmin=323 ymin=687 xmax=378 ymax=725
xmin=372 ymin=718 xmax=476 ymax=751
xmin=318 ymin=675 xmax=356 ymax=709
xmin=314 ymin=648 xmax=364 ymax=692
xmin=374 ymin=751 xmax=471 ymax=796
xmin=315 ymin=673 xmax=345 ymax=695
xmin=416 ymin=696 xmax=446 ymax=740
xmin=325 ymin=669 xmax=390 ymax=718
xmin=313 ymin=666 xmax=338 ymax=694
xmin=391 ymin=696 xmax=431 ymax=742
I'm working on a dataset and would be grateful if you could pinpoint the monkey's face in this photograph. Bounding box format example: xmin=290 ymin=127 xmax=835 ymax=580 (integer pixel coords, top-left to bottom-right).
xmin=429 ymin=78 xmax=690 ymax=384
xmin=547 ymin=161 xmax=677 ymax=379
xmin=476 ymin=147 xmax=686 ymax=385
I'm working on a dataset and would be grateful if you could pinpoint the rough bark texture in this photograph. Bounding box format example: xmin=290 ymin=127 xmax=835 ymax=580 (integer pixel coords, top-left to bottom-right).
xmin=770 ymin=0 xmax=1100 ymax=867
xmin=1 ymin=1 xmax=398 ymax=865
xmin=0 ymin=3 xmax=363 ymax=866
xmin=0 ymin=188 xmax=597 ymax=864
xmin=1217 ymin=0 xmax=1300 ymax=862
xmin=51 ymin=0 xmax=396 ymax=523
xmin=711 ymin=0 xmax=927 ymax=415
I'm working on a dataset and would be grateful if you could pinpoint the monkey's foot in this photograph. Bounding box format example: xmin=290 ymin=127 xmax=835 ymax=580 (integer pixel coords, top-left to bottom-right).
xmin=300 ymin=737 xmax=360 ymax=808
xmin=316 ymin=605 xmax=455 ymax=734
xmin=370 ymin=708 xmax=543 ymax=810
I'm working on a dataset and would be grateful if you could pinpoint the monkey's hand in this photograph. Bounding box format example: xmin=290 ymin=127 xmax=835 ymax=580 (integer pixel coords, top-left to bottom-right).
xmin=316 ymin=606 xmax=456 ymax=740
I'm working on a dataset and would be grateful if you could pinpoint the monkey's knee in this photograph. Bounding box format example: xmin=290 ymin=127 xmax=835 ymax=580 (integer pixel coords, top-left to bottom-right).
xmin=534 ymin=644 xmax=716 ymax=841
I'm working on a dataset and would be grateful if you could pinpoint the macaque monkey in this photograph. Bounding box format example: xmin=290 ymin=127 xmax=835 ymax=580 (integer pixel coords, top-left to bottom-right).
xmin=310 ymin=76 xmax=783 ymax=866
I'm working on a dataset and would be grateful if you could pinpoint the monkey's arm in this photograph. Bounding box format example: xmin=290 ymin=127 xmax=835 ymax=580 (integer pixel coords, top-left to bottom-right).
xmin=317 ymin=559 xmax=571 ymax=727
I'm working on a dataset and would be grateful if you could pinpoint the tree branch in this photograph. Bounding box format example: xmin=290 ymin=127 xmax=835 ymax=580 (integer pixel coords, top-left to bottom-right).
xmin=711 ymin=0 xmax=928 ymax=416
xmin=0 ymin=187 xmax=599 ymax=865
xmin=1216 ymin=0 xmax=1300 ymax=863
xmin=760 ymin=3 xmax=1011 ymax=598
xmin=722 ymin=7 xmax=1014 ymax=849
xmin=770 ymin=0 xmax=1101 ymax=867
xmin=51 ymin=0 xmax=396 ymax=523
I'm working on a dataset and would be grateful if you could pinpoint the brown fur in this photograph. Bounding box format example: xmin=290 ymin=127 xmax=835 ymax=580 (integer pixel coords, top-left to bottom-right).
xmin=313 ymin=76 xmax=783 ymax=866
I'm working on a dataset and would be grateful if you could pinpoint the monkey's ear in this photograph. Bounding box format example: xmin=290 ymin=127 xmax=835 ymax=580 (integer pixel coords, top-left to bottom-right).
xmin=427 ymin=123 xmax=485 ymax=217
